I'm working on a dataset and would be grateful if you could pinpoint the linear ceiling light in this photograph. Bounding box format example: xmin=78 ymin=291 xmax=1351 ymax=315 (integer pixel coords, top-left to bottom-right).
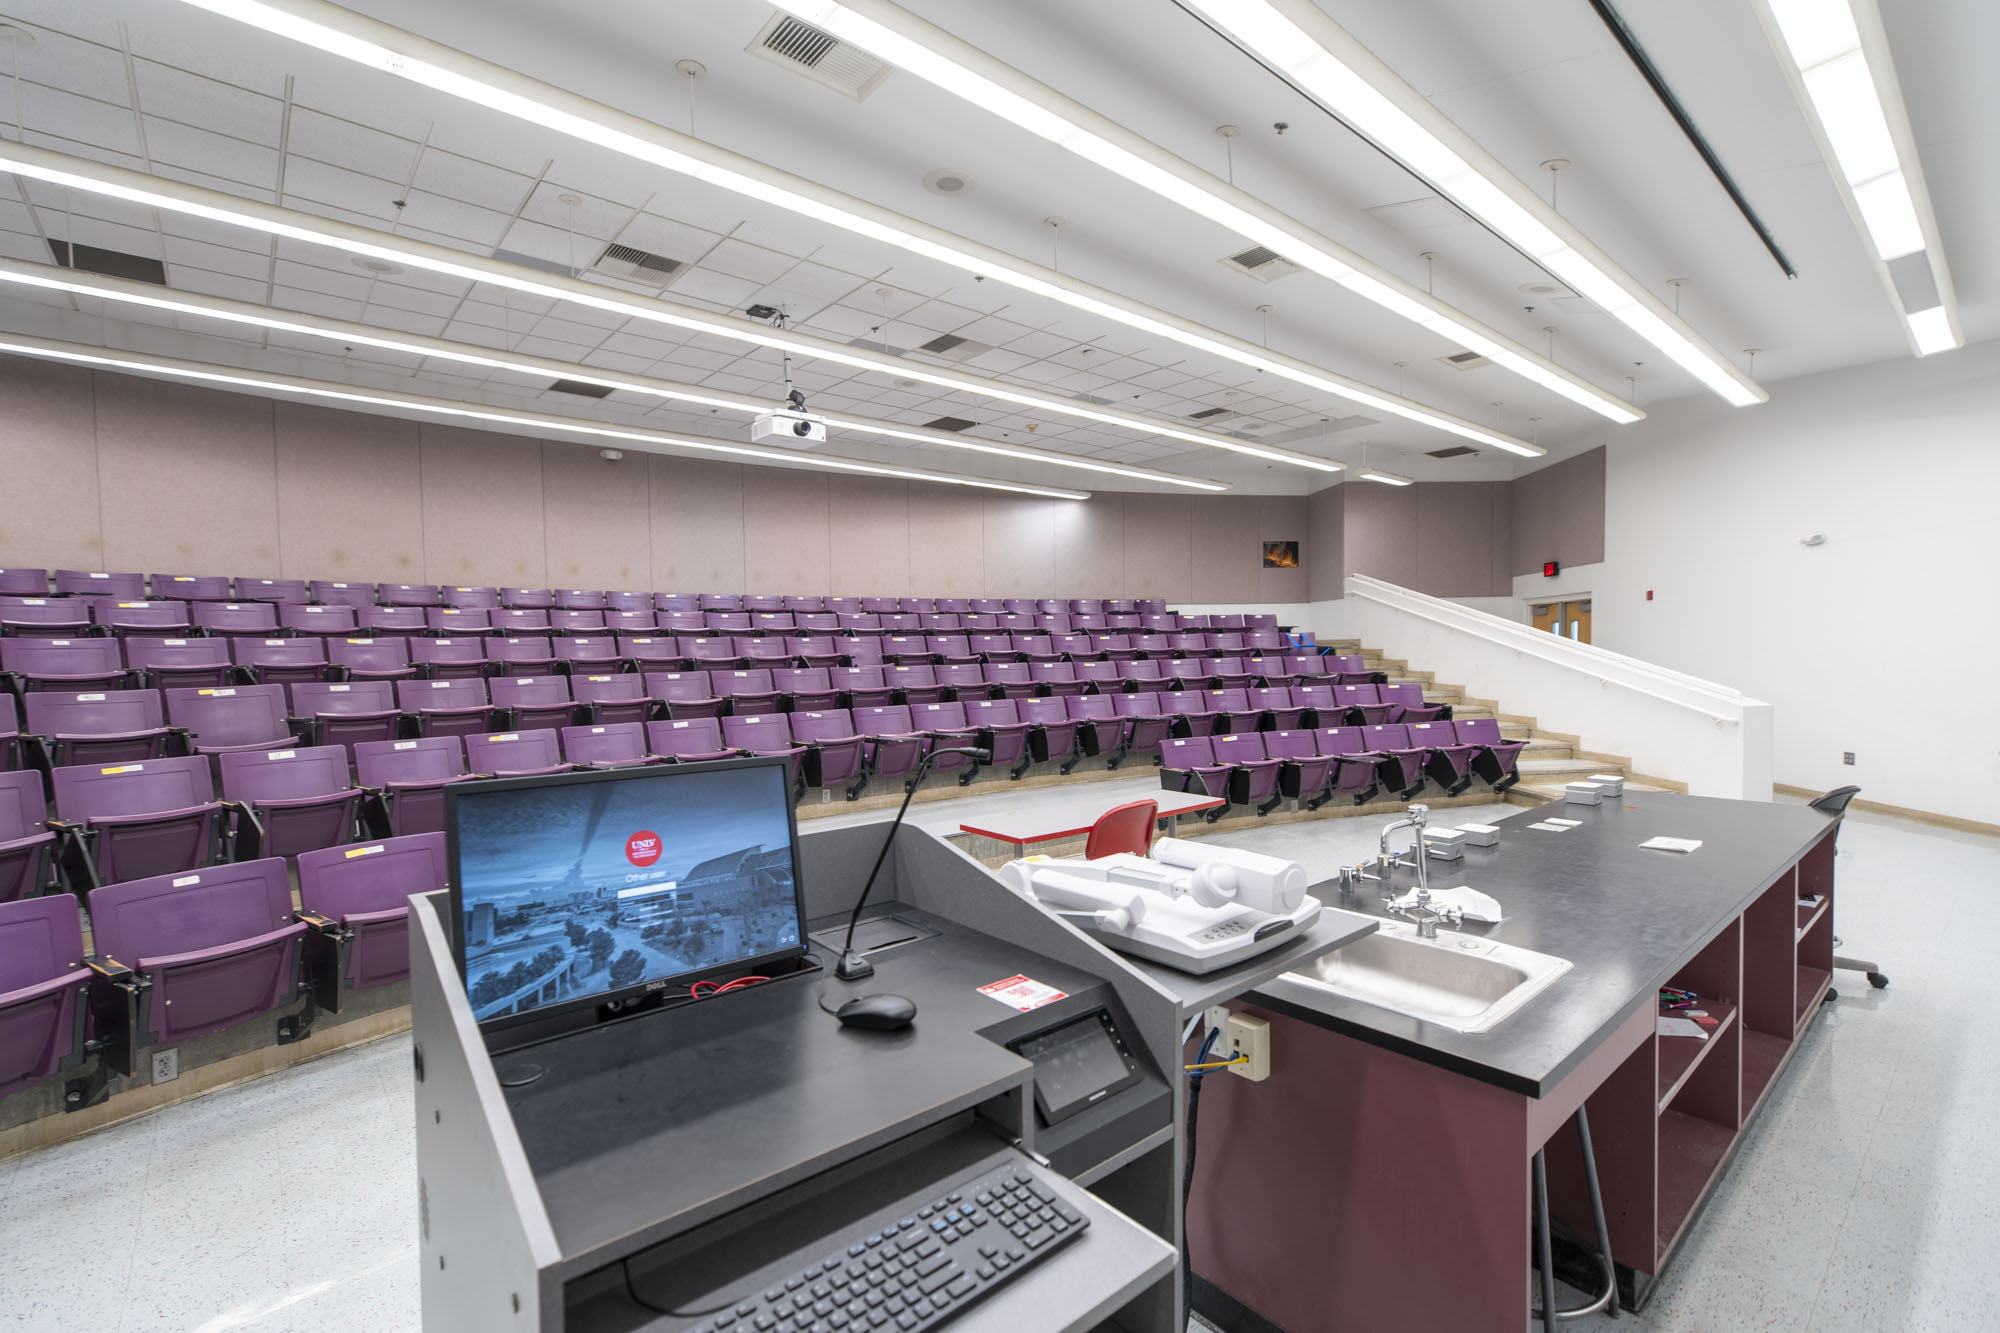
xmin=1357 ymin=467 xmax=1413 ymax=486
xmin=1752 ymin=0 xmax=1961 ymax=357
xmin=1180 ymin=0 xmax=1769 ymax=408
xmin=166 ymin=0 xmax=1542 ymax=458
xmin=0 ymin=142 xmax=1340 ymax=474
xmin=777 ymin=0 xmax=1640 ymax=426
xmin=0 ymin=331 xmax=1092 ymax=499
xmin=0 ymin=257 xmax=1225 ymax=491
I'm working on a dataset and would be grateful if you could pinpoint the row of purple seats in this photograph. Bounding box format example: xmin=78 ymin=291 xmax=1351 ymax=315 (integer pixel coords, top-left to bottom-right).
xmin=1159 ymin=719 xmax=1527 ymax=819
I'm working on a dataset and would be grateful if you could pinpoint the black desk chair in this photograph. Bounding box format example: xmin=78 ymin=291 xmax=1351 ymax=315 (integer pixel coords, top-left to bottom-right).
xmin=1811 ymin=786 xmax=1887 ymax=990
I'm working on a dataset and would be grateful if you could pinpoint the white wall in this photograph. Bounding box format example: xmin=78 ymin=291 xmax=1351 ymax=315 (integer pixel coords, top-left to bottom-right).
xmin=1581 ymin=340 xmax=2000 ymax=825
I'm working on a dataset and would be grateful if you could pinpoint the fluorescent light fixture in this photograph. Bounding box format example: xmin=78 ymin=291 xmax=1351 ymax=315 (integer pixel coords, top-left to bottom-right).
xmin=1357 ymin=468 xmax=1412 ymax=486
xmin=1182 ymin=0 xmax=1769 ymax=407
xmin=0 ymin=256 xmax=1226 ymax=491
xmin=166 ymin=0 xmax=1542 ymax=458
xmin=0 ymin=331 xmax=1092 ymax=500
xmin=0 ymin=141 xmax=1344 ymax=474
xmin=775 ymin=0 xmax=1640 ymax=425
xmin=1753 ymin=0 xmax=1961 ymax=357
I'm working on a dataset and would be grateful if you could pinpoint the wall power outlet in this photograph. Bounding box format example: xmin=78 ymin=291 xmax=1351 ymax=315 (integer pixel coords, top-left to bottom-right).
xmin=152 ymin=1048 xmax=179 ymax=1084
xmin=1203 ymin=1006 xmax=1272 ymax=1081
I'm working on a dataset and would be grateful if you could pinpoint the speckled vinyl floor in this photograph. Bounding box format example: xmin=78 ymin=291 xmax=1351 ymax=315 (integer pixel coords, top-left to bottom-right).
xmin=0 ymin=801 xmax=1990 ymax=1331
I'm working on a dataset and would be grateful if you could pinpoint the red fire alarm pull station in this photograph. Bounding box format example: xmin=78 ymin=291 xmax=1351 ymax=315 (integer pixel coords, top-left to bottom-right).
xmin=1542 ymin=561 xmax=1560 ymax=578
xmin=1647 ymin=590 xmax=1655 ymax=601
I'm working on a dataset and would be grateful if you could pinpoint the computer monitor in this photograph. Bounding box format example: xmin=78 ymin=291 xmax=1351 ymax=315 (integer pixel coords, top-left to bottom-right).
xmin=446 ymin=757 xmax=807 ymax=1035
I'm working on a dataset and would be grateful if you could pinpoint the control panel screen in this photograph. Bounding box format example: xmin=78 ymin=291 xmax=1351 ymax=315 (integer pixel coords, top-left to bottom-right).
xmin=1011 ymin=1010 xmax=1143 ymax=1124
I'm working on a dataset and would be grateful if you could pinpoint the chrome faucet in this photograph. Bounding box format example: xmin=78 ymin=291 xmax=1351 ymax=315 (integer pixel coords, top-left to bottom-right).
xmin=1379 ymin=804 xmax=1460 ymax=938
xmin=1379 ymin=804 xmax=1432 ymax=892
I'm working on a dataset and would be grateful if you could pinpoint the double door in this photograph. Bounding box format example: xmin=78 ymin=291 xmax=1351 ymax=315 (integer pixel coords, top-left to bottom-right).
xmin=1532 ymin=598 xmax=1592 ymax=643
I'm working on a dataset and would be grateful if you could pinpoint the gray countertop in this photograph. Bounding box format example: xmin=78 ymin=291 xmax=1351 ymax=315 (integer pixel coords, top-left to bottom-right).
xmin=1250 ymin=792 xmax=1836 ymax=1097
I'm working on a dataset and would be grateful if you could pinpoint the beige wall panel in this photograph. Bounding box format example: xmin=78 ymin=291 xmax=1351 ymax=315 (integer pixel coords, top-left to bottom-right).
xmin=1189 ymin=495 xmax=1261 ymax=604
xmin=273 ymin=401 xmax=423 ymax=585
xmin=981 ymin=497 xmax=1056 ymax=597
xmin=542 ymin=441 xmax=650 ymax=591
xmin=743 ymin=469 xmax=831 ymax=594
xmin=417 ymin=423 xmax=547 ymax=588
xmin=1052 ymin=495 xmax=1125 ymax=598
xmin=0 ymin=356 xmax=101 ymax=572
xmin=651 ymin=456 xmax=745 ymax=594
xmin=906 ymin=487 xmax=985 ymax=597
xmin=827 ymin=476 xmax=910 ymax=596
xmin=1123 ymin=494 xmax=1193 ymax=601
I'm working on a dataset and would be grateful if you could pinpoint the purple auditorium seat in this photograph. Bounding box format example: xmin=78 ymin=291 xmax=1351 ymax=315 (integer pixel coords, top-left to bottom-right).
xmin=1249 ymin=655 xmax=1296 ymax=685
xmin=739 ymin=638 xmax=790 ymax=668
xmin=1140 ymin=614 xmax=1178 ymax=632
xmin=836 ymin=613 xmax=883 ymax=638
xmin=293 ymin=680 xmax=404 ymax=756
xmin=550 ymin=609 xmax=607 ymax=637
xmin=919 ymin=614 xmax=962 ymax=633
xmin=644 ymin=671 xmax=723 ymax=719
xmin=1379 ymin=682 xmax=1451 ymax=724
xmin=697 ymin=593 xmax=743 ymax=612
xmin=231 ymin=637 xmax=327 ymax=687
xmin=1212 ymin=633 xmax=1248 ymax=655
xmin=124 ymin=636 xmax=233 ymax=690
xmin=1076 ymin=660 xmax=1122 ymax=693
xmin=927 ymin=635 xmax=979 ymax=665
xmin=1073 ymin=616 xmax=1110 ymax=632
xmin=49 ymin=755 xmax=224 ymax=887
xmin=1213 ymin=733 xmax=1285 ymax=816
xmin=962 ymin=698 xmax=1034 ymax=780
xmin=489 ymin=676 xmax=576 ymax=731
xmin=426 ymin=608 xmax=492 ymax=640
xmin=851 ymin=705 xmax=954 ymax=784
xmin=55 ymin=570 xmax=145 ymax=600
xmin=0 ymin=894 xmax=90 ymax=1096
xmin=1052 ymin=633 xmax=1094 ymax=660
xmin=1208 ymin=686 xmax=1269 ymax=731
xmin=560 ymin=722 xmax=656 ymax=769
xmin=570 ymin=674 xmax=654 ymax=726
xmin=218 ymin=746 xmax=361 ymax=859
xmin=1107 ymin=599 xmax=1138 ymax=614
xmin=605 ymin=610 xmax=657 ymax=637
xmin=1246 ymin=629 xmax=1287 ymax=654
xmin=1168 ymin=658 xmax=1217 ymax=692
xmin=967 ymin=633 xmax=1014 ymax=661
xmin=839 ymin=637 xmax=884 ymax=667
xmin=409 ymin=637 xmax=487 ymax=680
xmin=355 ymin=737 xmax=469 ymax=837
xmin=552 ymin=637 xmax=626 ymax=674
xmin=1 ymin=638 xmax=130 ymax=693
xmin=1133 ymin=634 xmax=1173 ymax=659
xmin=22 ymin=690 xmax=176 ymax=768
xmin=714 ymin=669 xmax=784 ymax=715
xmin=309 ymin=581 xmax=376 ymax=609
xmin=774 ymin=668 xmax=838 ymax=712
xmin=1315 ymin=727 xmax=1385 ymax=806
xmin=1327 ymin=654 xmax=1386 ymax=686
xmin=620 ymin=637 xmax=687 ymax=672
xmin=744 ymin=595 xmax=784 ymax=614
xmin=720 ymin=715 xmax=807 ymax=797
xmin=380 ymin=584 xmax=442 ymax=608
xmin=998 ymin=614 xmax=1036 ymax=633
xmin=1093 ymin=635 xmax=1142 ymax=662
xmin=1070 ymin=599 xmax=1106 ymax=616
xmin=1031 ymin=599 xmax=1063 ymax=616
xmin=831 ymin=666 xmax=894 ymax=710
xmin=87 ymin=859 xmax=308 ymax=1046
xmin=1265 ymin=730 xmax=1337 ymax=810
xmin=193 ymin=601 xmax=280 ymax=638
xmin=787 ymin=635 xmax=843 ymax=669
xmin=92 ymin=599 xmax=191 ymax=638
xmin=796 ymin=612 xmax=841 ymax=635
xmin=1167 ymin=633 xmax=1210 ymax=658
xmin=982 ymin=663 xmax=1035 ymax=700
xmin=0 ymin=769 xmax=57 ymax=901
xmin=166 ymin=684 xmax=301 ymax=764
xmin=1251 ymin=687 xmax=1304 ymax=731
xmin=661 ymin=612 xmax=708 ymax=639
xmin=969 ymin=599 xmax=1005 ymax=615
xmin=859 ymin=597 xmax=898 ymax=614
xmin=484 ymin=636 xmax=559 ymax=678
xmin=501 ymin=587 xmax=556 ymax=610
xmin=1158 ymin=736 xmax=1232 ymax=813
xmin=494 ymin=609 xmax=553 ymax=635
xmin=281 ymin=604 xmax=360 ymax=638
xmin=751 ymin=612 xmax=795 ymax=637
xmin=554 ymin=589 xmax=606 ymax=610
xmin=327 ymin=636 xmax=415 ymax=682
xmin=0 ymin=569 xmax=48 ymax=596
xmin=999 ymin=599 xmax=1032 ymax=615
xmin=1063 ymin=695 xmax=1129 ymax=768
xmin=783 ymin=595 xmax=825 ymax=613
xmin=1335 ymin=684 xmax=1396 ymax=726
xmin=232 ymin=577 xmax=309 ymax=603
xmin=936 ymin=599 xmax=972 ymax=615
xmin=706 ymin=611 xmax=753 ymax=638
xmin=443 ymin=587 xmax=501 ymax=609
xmin=1212 ymin=614 xmax=1247 ymax=631
xmin=1452 ymin=718 xmax=1527 ymax=793
xmin=1162 ymin=690 xmax=1225 ymax=737
xmin=1293 ymin=684 xmax=1339 ymax=728
xmin=646 ymin=718 xmax=739 ymax=763
xmin=882 ymin=635 xmax=931 ymax=666
xmin=880 ymin=614 xmax=921 ymax=635
xmin=466 ymin=729 xmax=574 ymax=779
xmin=687 ymin=637 xmax=745 ymax=670
xmin=1 ymin=600 xmax=95 ymax=639
xmin=789 ymin=709 xmax=873 ymax=800
xmin=0 ymin=694 xmax=16 ymax=771
xmin=1361 ymin=724 xmax=1435 ymax=800
xmin=1105 ymin=615 xmax=1141 ymax=631
xmin=1016 ymin=696 xmax=1081 ymax=774
xmin=395 ymin=678 xmax=492 ymax=740
xmin=1288 ymin=654 xmax=1330 ymax=680
xmin=358 ymin=607 xmax=427 ymax=637
xmin=1110 ymin=693 xmax=1173 ymax=764
xmin=297 ymin=832 xmax=445 ymax=994
xmin=887 ymin=664 xmax=946 ymax=706
xmin=1246 ymin=614 xmax=1278 ymax=630
xmin=823 ymin=597 xmax=861 ymax=615
xmin=655 ymin=593 xmax=700 ymax=613
xmin=1206 ymin=657 xmax=1256 ymax=690
xmin=905 ymin=702 xmax=986 ymax=786
xmin=935 ymin=663 xmax=989 ymax=702
xmin=1030 ymin=662 xmax=1085 ymax=698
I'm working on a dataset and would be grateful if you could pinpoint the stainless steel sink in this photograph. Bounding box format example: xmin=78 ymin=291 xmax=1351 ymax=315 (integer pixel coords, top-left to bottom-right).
xmin=1270 ymin=920 xmax=1572 ymax=1033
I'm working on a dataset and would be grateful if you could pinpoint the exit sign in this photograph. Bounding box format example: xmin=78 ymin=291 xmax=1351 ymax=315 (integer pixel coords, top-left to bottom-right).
xmin=1542 ymin=561 xmax=1560 ymax=578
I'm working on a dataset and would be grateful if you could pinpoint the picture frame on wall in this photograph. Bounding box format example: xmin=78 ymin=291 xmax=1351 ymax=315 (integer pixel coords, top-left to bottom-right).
xmin=1262 ymin=540 xmax=1300 ymax=569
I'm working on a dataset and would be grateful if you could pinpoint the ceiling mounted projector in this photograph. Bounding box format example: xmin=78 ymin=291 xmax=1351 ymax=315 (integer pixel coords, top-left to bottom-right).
xmin=753 ymin=410 xmax=827 ymax=447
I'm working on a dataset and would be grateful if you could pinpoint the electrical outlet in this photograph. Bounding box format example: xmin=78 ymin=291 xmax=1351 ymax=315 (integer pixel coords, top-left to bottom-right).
xmin=151 ymin=1048 xmax=179 ymax=1084
xmin=1842 ymin=752 xmax=1855 ymax=766
xmin=1203 ymin=1005 xmax=1272 ymax=1081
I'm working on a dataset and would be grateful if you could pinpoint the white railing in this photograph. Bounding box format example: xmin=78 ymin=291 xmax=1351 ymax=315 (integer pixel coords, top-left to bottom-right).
xmin=1325 ymin=576 xmax=1772 ymax=799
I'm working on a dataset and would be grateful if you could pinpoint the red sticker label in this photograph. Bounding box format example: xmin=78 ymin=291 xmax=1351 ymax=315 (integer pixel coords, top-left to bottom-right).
xmin=625 ymin=831 xmax=662 ymax=867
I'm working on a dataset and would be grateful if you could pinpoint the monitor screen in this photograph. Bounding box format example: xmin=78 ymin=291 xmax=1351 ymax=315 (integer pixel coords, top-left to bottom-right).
xmin=447 ymin=759 xmax=806 ymax=1030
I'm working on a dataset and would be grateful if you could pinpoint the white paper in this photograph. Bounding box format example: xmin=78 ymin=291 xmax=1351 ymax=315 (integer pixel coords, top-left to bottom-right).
xmin=1544 ymin=818 xmax=1582 ymax=828
xmin=1639 ymin=836 xmax=1704 ymax=854
xmin=1526 ymin=820 xmax=1570 ymax=832
xmin=1657 ymin=1016 xmax=1708 ymax=1040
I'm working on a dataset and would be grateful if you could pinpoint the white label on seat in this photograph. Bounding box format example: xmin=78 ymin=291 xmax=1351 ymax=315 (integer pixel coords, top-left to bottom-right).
xmin=89 ymin=573 xmax=108 ymax=579
xmin=263 ymin=639 xmax=285 ymax=645
xmin=101 ymin=764 xmax=141 ymax=774
xmin=329 ymin=685 xmax=350 ymax=693
xmin=118 ymin=601 xmax=145 ymax=608
xmin=173 ymin=874 xmax=201 ymax=886
xmin=673 ymin=721 xmax=690 ymax=729
xmin=513 ymin=678 xmax=533 ymax=685
xmin=591 ymin=727 xmax=607 ymax=733
xmin=489 ymin=733 xmax=518 ymax=742
xmin=200 ymin=689 xmax=237 ymax=697
xmin=51 ymin=639 xmax=71 ymax=646
xmin=22 ymin=598 xmax=45 ymax=604
xmin=173 ymin=577 xmax=192 ymax=582
xmin=393 ymin=741 xmax=417 ymax=750
xmin=163 ymin=638 xmax=187 ymax=646
xmin=431 ymin=681 xmax=449 ymax=688
xmin=269 ymin=750 xmax=295 ymax=760
xmin=344 ymin=844 xmax=384 ymax=859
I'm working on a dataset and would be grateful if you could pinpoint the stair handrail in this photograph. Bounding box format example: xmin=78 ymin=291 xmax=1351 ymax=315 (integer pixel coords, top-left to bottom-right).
xmin=1344 ymin=575 xmax=1754 ymax=726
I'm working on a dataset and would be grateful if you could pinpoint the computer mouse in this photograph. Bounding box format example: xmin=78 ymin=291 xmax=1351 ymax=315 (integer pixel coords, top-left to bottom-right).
xmin=835 ymin=993 xmax=917 ymax=1031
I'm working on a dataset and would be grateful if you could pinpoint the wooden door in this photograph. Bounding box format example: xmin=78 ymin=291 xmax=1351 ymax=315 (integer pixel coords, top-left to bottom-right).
xmin=1531 ymin=602 xmax=1558 ymax=634
xmin=1565 ymin=599 xmax=1592 ymax=644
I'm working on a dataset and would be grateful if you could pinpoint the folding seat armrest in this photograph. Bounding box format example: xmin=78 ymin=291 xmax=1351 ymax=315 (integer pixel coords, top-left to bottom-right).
xmin=82 ymin=952 xmax=146 ymax=1078
xmin=46 ymin=818 xmax=100 ymax=894
xmin=219 ymin=798 xmax=265 ymax=860
xmin=295 ymin=909 xmax=349 ymax=939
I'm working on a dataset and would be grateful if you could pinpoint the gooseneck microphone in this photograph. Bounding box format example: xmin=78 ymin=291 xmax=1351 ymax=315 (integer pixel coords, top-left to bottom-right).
xmin=835 ymin=746 xmax=991 ymax=981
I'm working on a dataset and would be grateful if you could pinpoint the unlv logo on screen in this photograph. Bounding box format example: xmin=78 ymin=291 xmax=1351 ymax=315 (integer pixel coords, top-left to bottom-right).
xmin=625 ymin=831 xmax=662 ymax=868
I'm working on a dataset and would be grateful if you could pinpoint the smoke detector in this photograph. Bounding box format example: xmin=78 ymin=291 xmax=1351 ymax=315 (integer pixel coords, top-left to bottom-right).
xmin=599 ymin=449 xmax=625 ymax=462
xmin=923 ymin=168 xmax=976 ymax=197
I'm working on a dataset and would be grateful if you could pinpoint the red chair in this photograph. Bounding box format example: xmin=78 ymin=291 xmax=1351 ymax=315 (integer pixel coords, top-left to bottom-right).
xmin=1085 ymin=799 xmax=1158 ymax=860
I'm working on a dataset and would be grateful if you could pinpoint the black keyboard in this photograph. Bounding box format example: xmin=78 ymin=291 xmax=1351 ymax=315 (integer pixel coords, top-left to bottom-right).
xmin=686 ymin=1159 xmax=1088 ymax=1332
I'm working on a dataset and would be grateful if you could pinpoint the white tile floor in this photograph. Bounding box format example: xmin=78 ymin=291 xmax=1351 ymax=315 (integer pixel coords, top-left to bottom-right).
xmin=1 ymin=798 xmax=1991 ymax=1331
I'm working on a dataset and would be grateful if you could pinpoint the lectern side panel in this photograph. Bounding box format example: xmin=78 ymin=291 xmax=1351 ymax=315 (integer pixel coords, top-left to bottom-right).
xmin=412 ymin=892 xmax=562 ymax=1331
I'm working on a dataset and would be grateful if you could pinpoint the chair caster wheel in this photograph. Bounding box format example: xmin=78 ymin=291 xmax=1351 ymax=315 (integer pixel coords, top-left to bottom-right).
xmin=1868 ymin=972 xmax=1889 ymax=989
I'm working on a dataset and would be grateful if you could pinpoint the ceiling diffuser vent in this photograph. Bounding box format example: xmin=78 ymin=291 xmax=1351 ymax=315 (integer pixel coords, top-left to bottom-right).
xmin=1188 ymin=405 xmax=1233 ymax=420
xmin=910 ymin=333 xmax=991 ymax=363
xmin=548 ymin=379 xmax=614 ymax=398
xmin=491 ymin=247 xmax=573 ymax=277
xmin=749 ymin=13 xmax=892 ymax=100
xmin=1219 ymin=245 xmax=1301 ymax=283
xmin=1437 ymin=350 xmax=1492 ymax=371
xmin=1425 ymin=445 xmax=1478 ymax=459
xmin=847 ymin=332 xmax=909 ymax=355
xmin=923 ymin=415 xmax=978 ymax=432
xmin=1071 ymin=391 xmax=1114 ymax=406
xmin=49 ymin=240 xmax=166 ymax=286
xmin=591 ymin=242 xmax=682 ymax=284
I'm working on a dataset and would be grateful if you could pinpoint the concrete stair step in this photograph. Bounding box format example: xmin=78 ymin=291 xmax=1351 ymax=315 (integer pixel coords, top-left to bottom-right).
xmin=1521 ymin=738 xmax=1575 ymax=758
xmin=1516 ymin=757 xmax=1618 ymax=777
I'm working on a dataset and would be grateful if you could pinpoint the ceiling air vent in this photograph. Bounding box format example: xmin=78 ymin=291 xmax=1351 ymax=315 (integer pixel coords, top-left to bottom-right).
xmin=749 ymin=13 xmax=892 ymax=100
xmin=1438 ymin=350 xmax=1492 ymax=371
xmin=910 ymin=333 xmax=992 ymax=363
xmin=1219 ymin=245 xmax=1301 ymax=283
xmin=49 ymin=241 xmax=165 ymax=286
xmin=591 ymin=242 xmax=682 ymax=284
xmin=1071 ymin=392 xmax=1114 ymax=407
xmin=923 ymin=416 xmax=978 ymax=432
xmin=1426 ymin=445 xmax=1478 ymax=459
xmin=548 ymin=379 xmax=614 ymax=399
xmin=1188 ymin=406 xmax=1233 ymax=420
xmin=491 ymin=247 xmax=573 ymax=277
xmin=847 ymin=332 xmax=909 ymax=356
